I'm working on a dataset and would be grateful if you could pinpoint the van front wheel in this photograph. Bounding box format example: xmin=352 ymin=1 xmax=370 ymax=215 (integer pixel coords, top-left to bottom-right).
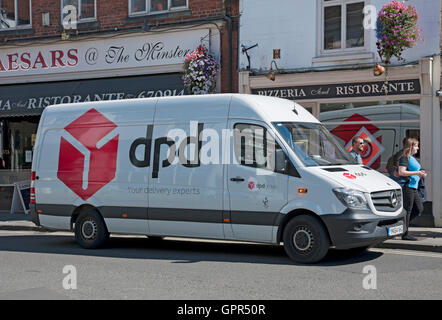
xmin=283 ymin=215 xmax=330 ymax=264
xmin=74 ymin=209 xmax=109 ymax=249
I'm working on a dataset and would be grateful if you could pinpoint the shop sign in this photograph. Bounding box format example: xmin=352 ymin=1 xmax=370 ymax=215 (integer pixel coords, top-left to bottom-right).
xmin=251 ymin=79 xmax=420 ymax=100
xmin=0 ymin=73 xmax=186 ymax=116
xmin=0 ymin=29 xmax=208 ymax=78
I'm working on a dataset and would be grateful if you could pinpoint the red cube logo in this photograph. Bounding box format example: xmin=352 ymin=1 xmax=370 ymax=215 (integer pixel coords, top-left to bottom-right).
xmin=57 ymin=109 xmax=119 ymax=200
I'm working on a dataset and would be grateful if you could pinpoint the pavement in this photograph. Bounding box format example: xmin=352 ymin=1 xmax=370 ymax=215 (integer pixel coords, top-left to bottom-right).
xmin=1 ymin=212 xmax=441 ymax=254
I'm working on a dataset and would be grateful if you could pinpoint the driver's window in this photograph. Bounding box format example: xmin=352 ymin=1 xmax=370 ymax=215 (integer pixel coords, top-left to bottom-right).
xmin=234 ymin=123 xmax=268 ymax=169
xmin=314 ymin=129 xmax=335 ymax=160
xmin=233 ymin=123 xmax=280 ymax=171
xmin=233 ymin=123 xmax=298 ymax=176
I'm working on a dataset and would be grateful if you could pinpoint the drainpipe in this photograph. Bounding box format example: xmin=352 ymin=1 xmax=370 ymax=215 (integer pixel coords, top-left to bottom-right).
xmin=431 ymin=55 xmax=441 ymax=227
xmin=420 ymin=55 xmax=442 ymax=227
xmin=223 ymin=1 xmax=234 ymax=93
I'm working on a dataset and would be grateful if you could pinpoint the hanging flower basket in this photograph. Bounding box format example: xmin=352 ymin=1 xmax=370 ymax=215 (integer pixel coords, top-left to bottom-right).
xmin=376 ymin=0 xmax=422 ymax=65
xmin=182 ymin=45 xmax=220 ymax=95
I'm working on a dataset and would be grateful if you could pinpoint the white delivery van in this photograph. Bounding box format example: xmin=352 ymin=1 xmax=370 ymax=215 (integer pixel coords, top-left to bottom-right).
xmin=30 ymin=94 xmax=405 ymax=263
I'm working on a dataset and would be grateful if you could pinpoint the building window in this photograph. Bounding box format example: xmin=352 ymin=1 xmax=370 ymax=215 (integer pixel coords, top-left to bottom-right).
xmin=0 ymin=0 xmax=31 ymax=30
xmin=321 ymin=0 xmax=365 ymax=53
xmin=130 ymin=0 xmax=188 ymax=15
xmin=62 ymin=0 xmax=96 ymax=22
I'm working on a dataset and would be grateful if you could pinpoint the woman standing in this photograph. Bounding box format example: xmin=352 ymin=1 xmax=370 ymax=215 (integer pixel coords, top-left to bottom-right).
xmin=397 ymin=138 xmax=427 ymax=241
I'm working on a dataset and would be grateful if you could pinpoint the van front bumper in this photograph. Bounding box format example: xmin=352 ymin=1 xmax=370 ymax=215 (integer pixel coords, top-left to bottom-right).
xmin=321 ymin=208 xmax=406 ymax=250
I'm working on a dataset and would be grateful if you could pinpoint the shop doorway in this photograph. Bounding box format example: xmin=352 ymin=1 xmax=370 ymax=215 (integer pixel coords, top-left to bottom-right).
xmin=0 ymin=117 xmax=39 ymax=171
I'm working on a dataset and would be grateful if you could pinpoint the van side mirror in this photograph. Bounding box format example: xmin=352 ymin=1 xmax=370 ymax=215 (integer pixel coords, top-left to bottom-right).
xmin=275 ymin=149 xmax=287 ymax=173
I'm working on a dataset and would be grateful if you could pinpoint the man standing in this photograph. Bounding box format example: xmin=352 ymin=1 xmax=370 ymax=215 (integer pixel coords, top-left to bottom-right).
xmin=349 ymin=136 xmax=364 ymax=164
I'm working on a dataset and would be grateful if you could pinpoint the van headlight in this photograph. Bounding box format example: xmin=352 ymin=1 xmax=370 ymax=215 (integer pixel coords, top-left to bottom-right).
xmin=333 ymin=188 xmax=368 ymax=210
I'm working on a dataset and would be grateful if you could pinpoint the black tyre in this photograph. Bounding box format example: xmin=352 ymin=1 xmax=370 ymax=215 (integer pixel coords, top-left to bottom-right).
xmin=74 ymin=209 xmax=109 ymax=249
xmin=283 ymin=215 xmax=330 ymax=264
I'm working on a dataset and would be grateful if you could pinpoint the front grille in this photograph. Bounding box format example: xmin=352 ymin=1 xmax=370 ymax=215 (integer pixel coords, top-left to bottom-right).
xmin=370 ymin=189 xmax=402 ymax=212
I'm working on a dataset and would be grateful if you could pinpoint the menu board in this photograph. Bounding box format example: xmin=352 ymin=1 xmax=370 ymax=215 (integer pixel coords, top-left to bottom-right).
xmin=15 ymin=181 xmax=30 ymax=213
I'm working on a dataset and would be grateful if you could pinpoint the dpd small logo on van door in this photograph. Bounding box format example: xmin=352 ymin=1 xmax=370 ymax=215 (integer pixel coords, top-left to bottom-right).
xmin=57 ymin=109 xmax=119 ymax=200
xmin=247 ymin=177 xmax=257 ymax=191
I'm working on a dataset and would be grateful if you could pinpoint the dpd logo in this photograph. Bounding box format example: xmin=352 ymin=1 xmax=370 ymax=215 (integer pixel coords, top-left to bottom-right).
xmin=57 ymin=109 xmax=119 ymax=200
xmin=247 ymin=177 xmax=258 ymax=191
xmin=343 ymin=173 xmax=357 ymax=180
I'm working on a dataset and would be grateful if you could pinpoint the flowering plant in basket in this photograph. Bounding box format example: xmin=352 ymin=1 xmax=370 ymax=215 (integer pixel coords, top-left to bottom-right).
xmin=376 ymin=0 xmax=422 ymax=64
xmin=182 ymin=45 xmax=220 ymax=95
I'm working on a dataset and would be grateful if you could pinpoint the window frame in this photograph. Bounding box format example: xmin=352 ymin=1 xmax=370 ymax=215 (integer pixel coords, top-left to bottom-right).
xmin=318 ymin=0 xmax=368 ymax=55
xmin=60 ymin=0 xmax=97 ymax=23
xmin=0 ymin=0 xmax=32 ymax=30
xmin=128 ymin=0 xmax=188 ymax=17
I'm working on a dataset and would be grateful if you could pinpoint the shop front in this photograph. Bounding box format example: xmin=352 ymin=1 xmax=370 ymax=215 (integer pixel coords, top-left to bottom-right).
xmin=0 ymin=26 xmax=221 ymax=186
xmin=0 ymin=73 xmax=186 ymax=181
xmin=240 ymin=57 xmax=441 ymax=227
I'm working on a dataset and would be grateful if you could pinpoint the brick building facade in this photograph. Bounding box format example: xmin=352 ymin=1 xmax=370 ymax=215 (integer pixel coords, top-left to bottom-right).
xmin=0 ymin=0 xmax=239 ymax=182
xmin=0 ymin=0 xmax=239 ymax=92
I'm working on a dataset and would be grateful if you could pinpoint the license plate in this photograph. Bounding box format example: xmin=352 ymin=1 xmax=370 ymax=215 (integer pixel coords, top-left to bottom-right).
xmin=388 ymin=225 xmax=404 ymax=236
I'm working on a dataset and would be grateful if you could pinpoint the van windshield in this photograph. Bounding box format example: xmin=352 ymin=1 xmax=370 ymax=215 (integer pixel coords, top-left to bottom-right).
xmin=273 ymin=122 xmax=356 ymax=166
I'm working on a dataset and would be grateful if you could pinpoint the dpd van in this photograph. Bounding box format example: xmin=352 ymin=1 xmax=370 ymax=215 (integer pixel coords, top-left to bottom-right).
xmin=30 ymin=94 xmax=405 ymax=263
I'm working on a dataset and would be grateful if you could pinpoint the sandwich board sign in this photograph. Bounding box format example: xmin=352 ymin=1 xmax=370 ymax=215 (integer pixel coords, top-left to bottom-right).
xmin=11 ymin=181 xmax=31 ymax=214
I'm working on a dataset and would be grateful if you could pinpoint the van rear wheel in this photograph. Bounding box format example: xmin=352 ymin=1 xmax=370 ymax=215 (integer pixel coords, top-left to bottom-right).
xmin=283 ymin=215 xmax=330 ymax=264
xmin=74 ymin=209 xmax=109 ymax=249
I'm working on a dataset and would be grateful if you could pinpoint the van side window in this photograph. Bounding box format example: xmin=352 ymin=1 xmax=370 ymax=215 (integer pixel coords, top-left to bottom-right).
xmin=233 ymin=123 xmax=299 ymax=177
xmin=234 ymin=123 xmax=269 ymax=169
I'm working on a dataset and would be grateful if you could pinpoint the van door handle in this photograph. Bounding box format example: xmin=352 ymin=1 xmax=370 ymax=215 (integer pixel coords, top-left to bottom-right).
xmin=230 ymin=177 xmax=245 ymax=182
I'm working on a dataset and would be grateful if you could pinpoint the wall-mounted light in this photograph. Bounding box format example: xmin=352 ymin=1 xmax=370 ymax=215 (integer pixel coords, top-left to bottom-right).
xmin=373 ymin=63 xmax=385 ymax=76
xmin=61 ymin=30 xmax=69 ymax=40
xmin=265 ymin=60 xmax=283 ymax=81
xmin=241 ymin=43 xmax=258 ymax=71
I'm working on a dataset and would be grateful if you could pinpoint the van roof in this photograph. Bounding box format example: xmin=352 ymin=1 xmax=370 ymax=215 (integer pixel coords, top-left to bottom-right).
xmin=230 ymin=94 xmax=318 ymax=123
xmin=42 ymin=94 xmax=319 ymax=124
